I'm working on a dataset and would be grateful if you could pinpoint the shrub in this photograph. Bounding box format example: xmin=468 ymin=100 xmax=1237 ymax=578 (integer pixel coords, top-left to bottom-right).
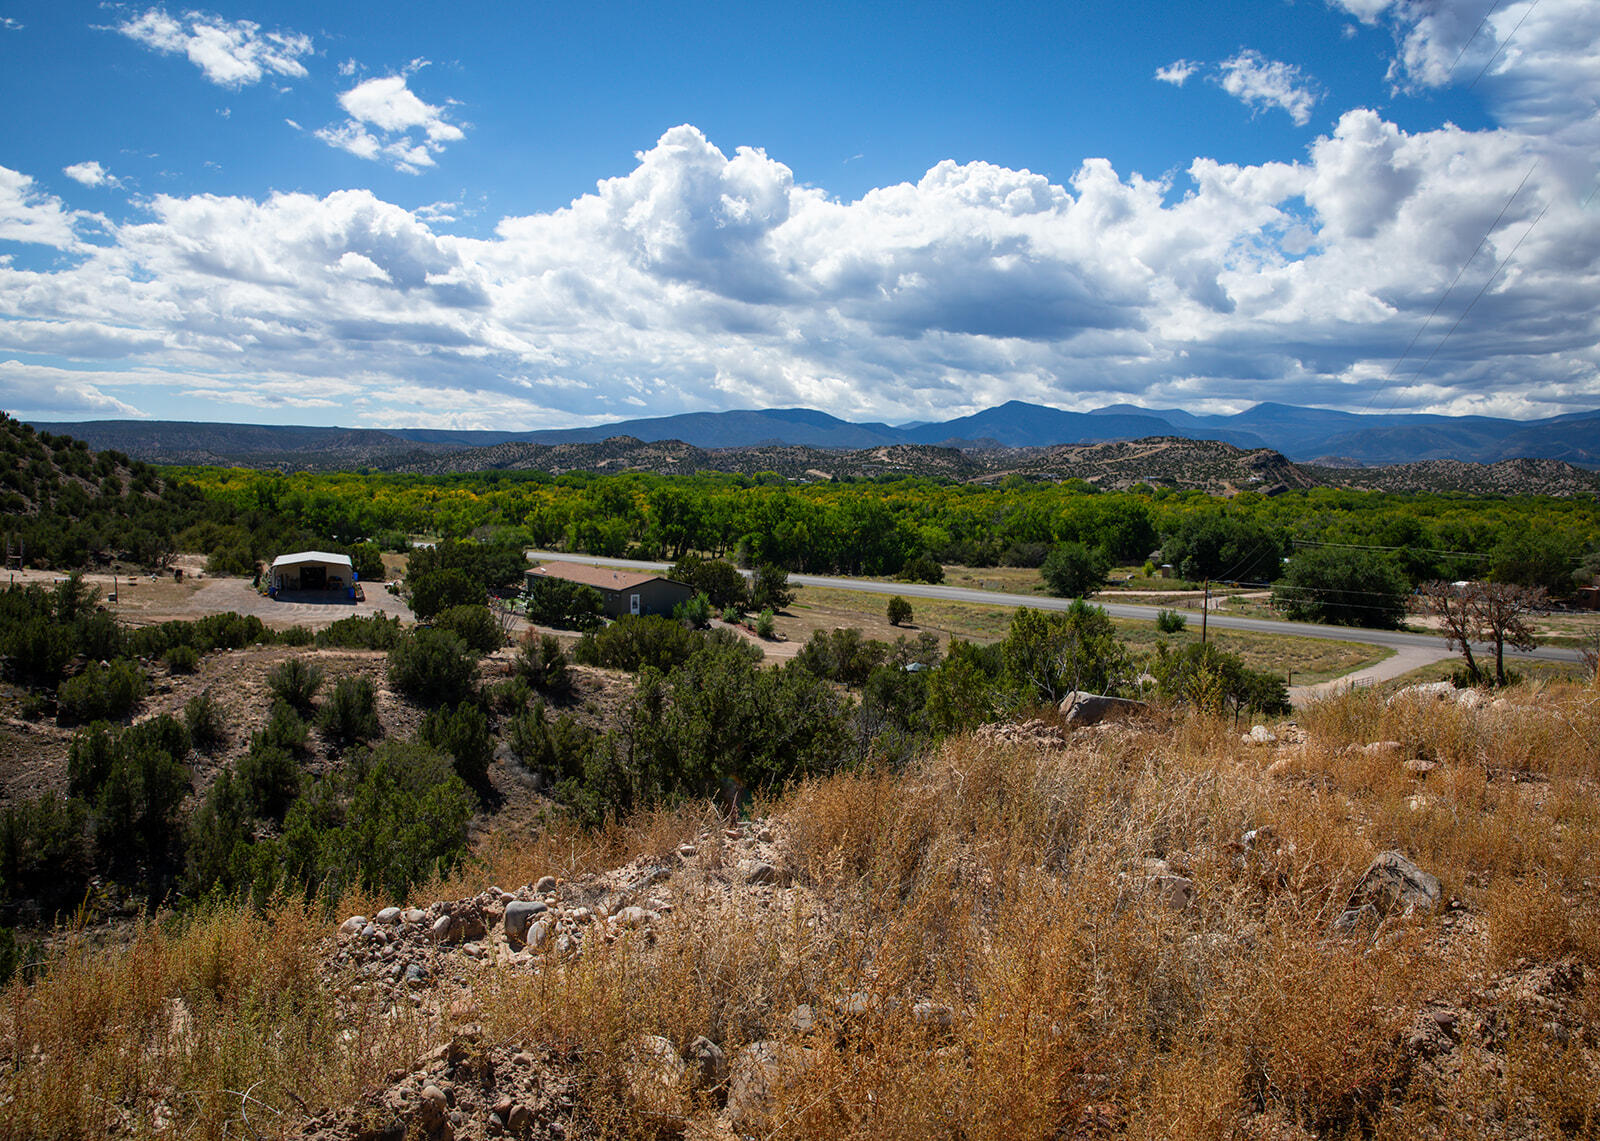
xmin=674 ymin=592 xmax=712 ymax=629
xmin=1151 ymin=641 xmax=1290 ymax=716
xmin=408 ymin=567 xmax=482 ymax=622
xmin=90 ymin=729 xmax=189 ymax=894
xmin=1155 ymin=608 xmax=1188 ymax=634
xmin=1002 ymin=601 xmax=1132 ymax=703
xmin=750 ymin=563 xmax=793 ymax=612
xmin=0 ymin=793 xmax=91 ymax=914
xmin=163 ymin=644 xmax=200 ymax=674
xmin=897 ymin=554 xmax=944 ymax=584
xmin=57 ymin=659 xmax=147 ymax=724
xmin=184 ymin=689 xmax=228 ymax=750
xmin=669 ymin=555 xmax=749 ymax=609
xmin=432 ymin=603 xmax=505 ymax=653
xmin=234 ymin=740 xmax=301 ymax=821
xmin=315 ymin=613 xmax=403 ymax=650
xmin=1041 ymin=541 xmax=1110 ymax=598
xmin=720 ymin=604 xmax=743 ymax=623
xmin=276 ymin=625 xmax=315 ymax=647
xmin=515 ymin=632 xmax=570 ymax=693
xmin=279 ymin=741 xmax=473 ymax=900
xmin=755 ymin=609 xmax=776 ymax=639
xmin=575 ymin=615 xmax=701 ymax=673
xmin=525 ymin=575 xmax=605 ymax=631
xmin=388 ymin=627 xmax=478 ymax=706
xmin=887 ymin=595 xmax=913 ymax=627
xmin=420 ymin=701 xmax=494 ymax=784
xmin=251 ymin=707 xmax=304 ymax=760
xmin=317 ymin=675 xmax=380 ymax=746
xmin=347 ymin=541 xmax=386 ymax=584
xmin=266 ymin=657 xmax=323 ymax=714
xmin=191 ymin=611 xmax=270 ymax=651
xmin=797 ymin=628 xmax=890 ymax=686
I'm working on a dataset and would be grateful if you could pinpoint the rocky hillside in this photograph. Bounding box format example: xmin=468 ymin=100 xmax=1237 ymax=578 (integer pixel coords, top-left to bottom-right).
xmin=1308 ymin=456 xmax=1600 ymax=496
xmin=7 ymin=679 xmax=1597 ymax=1139
xmin=981 ymin=435 xmax=1320 ymax=494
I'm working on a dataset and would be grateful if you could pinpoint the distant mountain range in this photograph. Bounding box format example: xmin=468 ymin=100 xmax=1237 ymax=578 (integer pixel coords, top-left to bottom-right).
xmin=29 ymin=399 xmax=1600 ymax=469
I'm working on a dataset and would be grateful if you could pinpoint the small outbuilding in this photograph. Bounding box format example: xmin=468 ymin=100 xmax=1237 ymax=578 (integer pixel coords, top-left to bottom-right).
xmin=270 ymin=551 xmax=355 ymax=593
xmin=526 ymin=562 xmax=695 ymax=619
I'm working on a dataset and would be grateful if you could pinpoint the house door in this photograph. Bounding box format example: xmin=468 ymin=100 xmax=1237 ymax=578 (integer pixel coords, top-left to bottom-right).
xmin=630 ymin=593 xmax=641 ymax=616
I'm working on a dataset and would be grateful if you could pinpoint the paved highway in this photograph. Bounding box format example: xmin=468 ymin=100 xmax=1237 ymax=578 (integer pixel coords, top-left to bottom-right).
xmin=527 ymin=550 xmax=1585 ymax=665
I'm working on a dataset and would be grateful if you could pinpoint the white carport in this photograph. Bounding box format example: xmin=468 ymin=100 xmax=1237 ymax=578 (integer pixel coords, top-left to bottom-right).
xmin=269 ymin=551 xmax=354 ymax=592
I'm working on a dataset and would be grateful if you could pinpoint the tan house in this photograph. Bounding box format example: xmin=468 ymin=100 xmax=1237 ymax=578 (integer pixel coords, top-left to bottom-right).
xmin=526 ymin=562 xmax=695 ymax=619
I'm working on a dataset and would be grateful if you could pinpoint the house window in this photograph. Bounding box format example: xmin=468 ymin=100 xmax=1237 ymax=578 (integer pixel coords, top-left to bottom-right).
xmin=630 ymin=593 xmax=641 ymax=615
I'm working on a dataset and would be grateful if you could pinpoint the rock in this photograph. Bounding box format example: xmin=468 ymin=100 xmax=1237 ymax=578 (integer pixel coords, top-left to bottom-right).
xmin=418 ymin=1085 xmax=449 ymax=1129
xmin=727 ymin=1040 xmax=812 ymax=1129
xmin=1060 ymin=691 xmax=1148 ymax=727
xmin=1355 ymin=740 xmax=1404 ymax=761
xmin=1242 ymin=725 xmax=1277 ymax=747
xmin=677 ymin=844 xmax=697 ymax=859
xmin=404 ymin=963 xmax=432 ymax=988
xmin=375 ymin=906 xmax=402 ymax=925
xmin=1338 ymin=851 xmax=1441 ymax=930
xmin=527 ymin=919 xmax=553 ymax=950
xmin=1455 ymin=687 xmax=1489 ymax=709
xmin=1404 ymin=759 xmax=1437 ymax=775
xmin=911 ymin=1001 xmax=954 ymax=1031
xmin=625 ymin=865 xmax=670 ymax=894
xmin=688 ymin=1035 xmax=726 ymax=1088
xmin=455 ymin=913 xmax=487 ymax=942
xmin=534 ymin=875 xmax=558 ymax=894
xmin=503 ymin=901 xmax=547 ymax=944
xmin=1388 ymin=681 xmax=1456 ymax=706
xmin=430 ymin=914 xmax=455 ymax=944
xmin=339 ymin=915 xmax=368 ymax=936
xmin=757 ymin=827 xmax=774 ymax=843
xmin=789 ymin=1003 xmax=816 ymax=1033
xmin=1149 ymin=874 xmax=1194 ymax=913
xmin=613 ymin=905 xmax=655 ymax=929
xmin=507 ymin=1105 xmax=532 ymax=1134
xmin=626 ymin=1034 xmax=688 ymax=1120
xmin=401 ymin=908 xmax=427 ymax=925
xmin=743 ymin=861 xmax=780 ymax=886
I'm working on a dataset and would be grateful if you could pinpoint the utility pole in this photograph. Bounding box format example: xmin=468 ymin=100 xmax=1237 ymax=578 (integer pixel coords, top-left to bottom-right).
xmin=1201 ymin=580 xmax=1209 ymax=645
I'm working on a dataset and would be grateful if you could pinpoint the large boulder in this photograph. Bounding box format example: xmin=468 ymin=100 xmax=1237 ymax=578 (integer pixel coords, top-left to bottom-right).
xmin=1336 ymin=851 xmax=1440 ymax=931
xmin=1060 ymin=691 xmax=1148 ymax=727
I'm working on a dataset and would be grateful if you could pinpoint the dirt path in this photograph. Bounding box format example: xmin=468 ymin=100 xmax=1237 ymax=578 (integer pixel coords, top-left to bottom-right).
xmin=1288 ymin=643 xmax=1455 ymax=706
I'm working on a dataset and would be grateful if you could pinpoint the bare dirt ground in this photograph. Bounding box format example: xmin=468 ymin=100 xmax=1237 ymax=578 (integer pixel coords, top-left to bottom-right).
xmin=4 ymin=559 xmax=415 ymax=630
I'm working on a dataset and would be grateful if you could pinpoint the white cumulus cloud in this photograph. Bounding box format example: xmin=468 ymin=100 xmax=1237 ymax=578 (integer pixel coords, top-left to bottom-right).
xmin=5 ymin=0 xmax=1600 ymax=435
xmin=113 ymin=8 xmax=312 ymax=88
xmin=1155 ymin=59 xmax=1200 ymax=86
xmin=1217 ymin=50 xmax=1320 ymax=125
xmin=318 ymin=75 xmax=465 ymax=173
xmin=63 ymin=161 xmax=120 ymax=189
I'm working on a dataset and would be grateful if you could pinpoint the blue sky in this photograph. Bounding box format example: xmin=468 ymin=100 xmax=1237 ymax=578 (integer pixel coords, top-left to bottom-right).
xmin=1 ymin=1 xmax=1595 ymax=429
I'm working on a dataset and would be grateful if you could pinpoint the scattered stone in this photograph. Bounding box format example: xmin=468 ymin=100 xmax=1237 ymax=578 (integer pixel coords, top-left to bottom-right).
xmin=375 ymin=907 xmax=401 ymax=925
xmin=727 ymin=1041 xmax=812 ymax=1130
xmin=503 ymin=901 xmax=546 ymax=944
xmin=743 ymin=861 xmax=780 ymax=886
xmin=534 ymin=875 xmax=558 ymax=894
xmin=613 ymin=905 xmax=655 ymax=929
xmin=339 ymin=915 xmax=368 ymax=936
xmin=527 ymin=920 xmax=552 ymax=951
xmin=1150 ymin=874 xmax=1194 ymax=913
xmin=911 ymin=1001 xmax=954 ymax=1031
xmin=1404 ymin=759 xmax=1437 ymax=776
xmin=789 ymin=1003 xmax=816 ymax=1033
xmin=625 ymin=1035 xmax=688 ymax=1121
xmin=401 ymin=908 xmax=427 ymax=926
xmin=1060 ymin=691 xmax=1148 ymax=727
xmin=1242 ymin=725 xmax=1277 ymax=747
xmin=429 ymin=914 xmax=455 ymax=944
xmin=688 ymin=1035 xmax=726 ymax=1088
xmin=1337 ymin=851 xmax=1441 ymax=931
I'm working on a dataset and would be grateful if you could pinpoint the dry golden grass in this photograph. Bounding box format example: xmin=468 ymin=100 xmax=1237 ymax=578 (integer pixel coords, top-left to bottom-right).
xmin=4 ymin=683 xmax=1600 ymax=1138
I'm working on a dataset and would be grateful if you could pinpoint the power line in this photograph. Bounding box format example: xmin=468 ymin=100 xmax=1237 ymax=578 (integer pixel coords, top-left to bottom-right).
xmin=1290 ymin=538 xmax=1493 ymax=560
xmin=1364 ymin=161 xmax=1539 ymax=414
xmin=1469 ymin=0 xmax=1539 ymax=90
xmin=1446 ymin=2 xmax=1501 ymax=80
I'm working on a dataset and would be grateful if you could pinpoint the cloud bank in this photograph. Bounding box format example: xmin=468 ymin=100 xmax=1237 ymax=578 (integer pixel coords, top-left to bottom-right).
xmin=5 ymin=1 xmax=1597 ymax=428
